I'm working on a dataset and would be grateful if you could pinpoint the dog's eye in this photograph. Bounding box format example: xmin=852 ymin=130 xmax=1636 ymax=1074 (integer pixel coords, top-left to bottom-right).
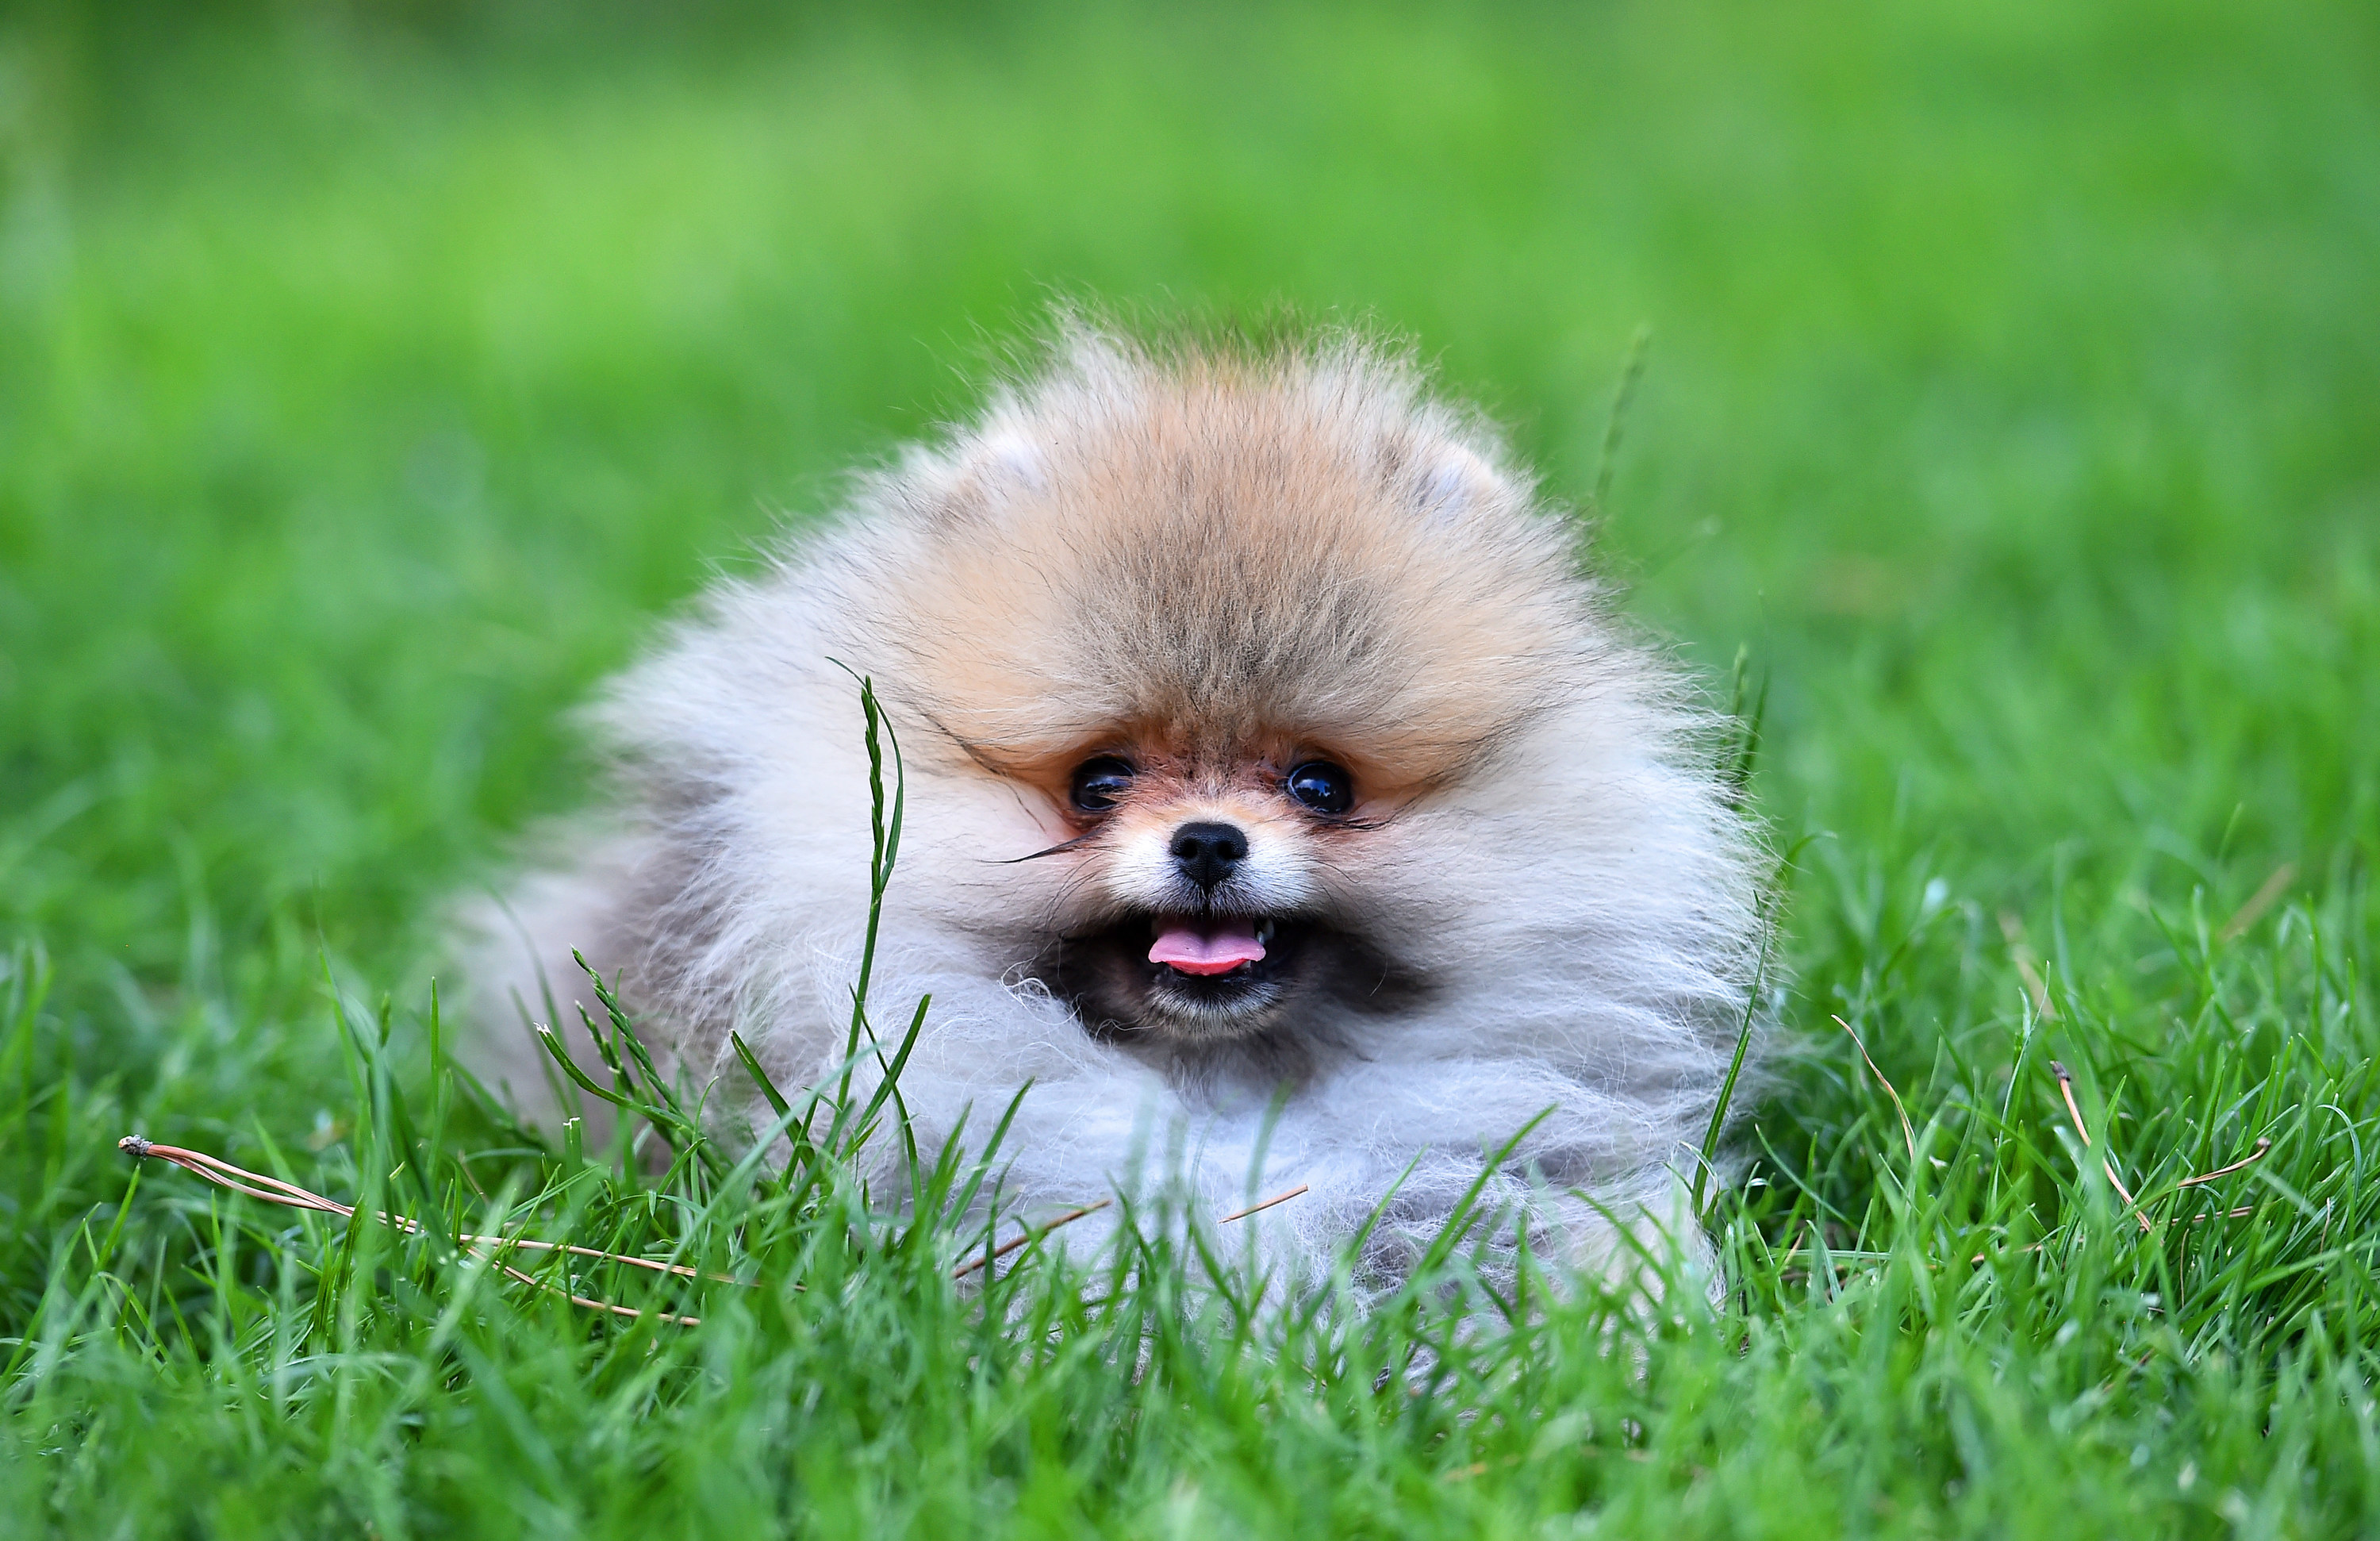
xmin=1284 ymin=761 xmax=1354 ymax=816
xmin=1068 ymin=756 xmax=1137 ymax=813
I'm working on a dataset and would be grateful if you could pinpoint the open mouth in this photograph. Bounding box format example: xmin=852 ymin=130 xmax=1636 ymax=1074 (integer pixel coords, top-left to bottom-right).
xmin=1138 ymin=913 xmax=1297 ymax=1020
xmin=1147 ymin=914 xmax=1278 ymax=978
xmin=1047 ymin=911 xmax=1307 ymax=1040
xmin=1044 ymin=907 xmax=1428 ymax=1049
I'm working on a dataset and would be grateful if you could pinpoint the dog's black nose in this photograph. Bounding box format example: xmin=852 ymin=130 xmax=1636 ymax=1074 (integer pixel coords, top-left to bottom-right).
xmin=1169 ymin=820 xmax=1248 ymax=890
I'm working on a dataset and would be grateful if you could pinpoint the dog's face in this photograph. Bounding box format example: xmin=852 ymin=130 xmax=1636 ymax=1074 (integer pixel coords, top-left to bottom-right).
xmin=855 ymin=345 xmax=1591 ymax=1051
xmin=904 ymin=614 xmax=1552 ymax=1052
xmin=1013 ymin=728 xmax=1405 ymax=1045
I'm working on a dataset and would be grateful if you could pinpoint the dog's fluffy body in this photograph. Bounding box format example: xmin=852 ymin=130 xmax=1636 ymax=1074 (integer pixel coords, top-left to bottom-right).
xmin=468 ymin=329 xmax=1768 ymax=1282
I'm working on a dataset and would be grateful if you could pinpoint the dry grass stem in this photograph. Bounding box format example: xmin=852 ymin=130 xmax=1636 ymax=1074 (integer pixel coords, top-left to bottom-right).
xmin=1998 ymin=912 xmax=2059 ymax=1021
xmin=2047 ymin=1063 xmax=2152 ymax=1232
xmin=2218 ymin=863 xmax=2296 ymax=943
xmin=128 ymin=1136 xmax=1315 ymax=1308
xmin=2024 ymin=1078 xmax=2268 ymax=1242
xmin=1833 ymin=1016 xmax=1917 ymax=1164
xmin=2176 ymin=1138 xmax=2272 ymax=1188
xmin=121 ymin=1136 xmax=710 ymax=1324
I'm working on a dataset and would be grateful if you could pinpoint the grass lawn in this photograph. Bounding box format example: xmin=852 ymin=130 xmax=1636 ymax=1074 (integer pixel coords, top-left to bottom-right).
xmin=4 ymin=0 xmax=2378 ymax=1534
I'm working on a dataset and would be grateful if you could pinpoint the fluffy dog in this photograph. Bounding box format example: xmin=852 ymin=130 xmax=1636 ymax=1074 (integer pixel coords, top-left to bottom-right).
xmin=465 ymin=324 xmax=1768 ymax=1285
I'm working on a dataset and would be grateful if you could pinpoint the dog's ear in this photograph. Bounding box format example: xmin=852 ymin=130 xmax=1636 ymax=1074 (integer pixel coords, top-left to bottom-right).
xmin=919 ymin=426 xmax=1049 ymax=523
xmin=970 ymin=432 xmax=1050 ymax=494
xmin=1415 ymin=442 xmax=1500 ymax=520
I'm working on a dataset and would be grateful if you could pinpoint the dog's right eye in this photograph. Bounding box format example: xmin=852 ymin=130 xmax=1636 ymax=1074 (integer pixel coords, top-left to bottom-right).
xmin=1068 ymin=756 xmax=1137 ymax=813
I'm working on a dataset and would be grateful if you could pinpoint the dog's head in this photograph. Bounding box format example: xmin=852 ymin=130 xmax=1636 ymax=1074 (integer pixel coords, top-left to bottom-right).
xmin=852 ymin=334 xmax=1606 ymax=1050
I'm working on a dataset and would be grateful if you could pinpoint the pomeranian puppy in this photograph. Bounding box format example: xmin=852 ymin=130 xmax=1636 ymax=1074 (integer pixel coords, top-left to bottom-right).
xmin=465 ymin=323 xmax=1768 ymax=1286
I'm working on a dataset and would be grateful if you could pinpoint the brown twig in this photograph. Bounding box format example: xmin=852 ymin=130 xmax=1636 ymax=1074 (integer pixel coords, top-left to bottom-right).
xmin=1833 ymin=1016 xmax=1916 ymax=1164
xmin=949 ymin=1200 xmax=1112 ymax=1280
xmin=1218 ymin=1184 xmax=1311 ymax=1224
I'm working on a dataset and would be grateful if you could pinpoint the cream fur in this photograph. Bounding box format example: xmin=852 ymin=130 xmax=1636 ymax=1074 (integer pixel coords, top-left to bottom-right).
xmin=459 ymin=324 xmax=1769 ymax=1289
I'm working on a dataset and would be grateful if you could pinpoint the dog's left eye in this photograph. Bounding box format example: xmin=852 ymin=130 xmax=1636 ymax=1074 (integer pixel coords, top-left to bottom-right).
xmin=1069 ymin=755 xmax=1137 ymax=813
xmin=1284 ymin=761 xmax=1355 ymax=816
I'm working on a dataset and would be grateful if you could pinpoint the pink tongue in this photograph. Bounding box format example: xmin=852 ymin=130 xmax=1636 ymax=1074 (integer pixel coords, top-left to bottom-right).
xmin=1149 ymin=919 xmax=1266 ymax=976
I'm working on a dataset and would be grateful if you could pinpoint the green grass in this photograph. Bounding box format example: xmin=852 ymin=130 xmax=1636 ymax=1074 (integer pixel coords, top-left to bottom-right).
xmin=4 ymin=0 xmax=2378 ymax=1534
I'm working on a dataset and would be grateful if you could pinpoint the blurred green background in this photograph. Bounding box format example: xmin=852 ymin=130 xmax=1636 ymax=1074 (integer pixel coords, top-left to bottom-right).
xmin=4 ymin=6 xmax=2378 ymax=1530
xmin=2 ymin=0 xmax=2374 ymax=1072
